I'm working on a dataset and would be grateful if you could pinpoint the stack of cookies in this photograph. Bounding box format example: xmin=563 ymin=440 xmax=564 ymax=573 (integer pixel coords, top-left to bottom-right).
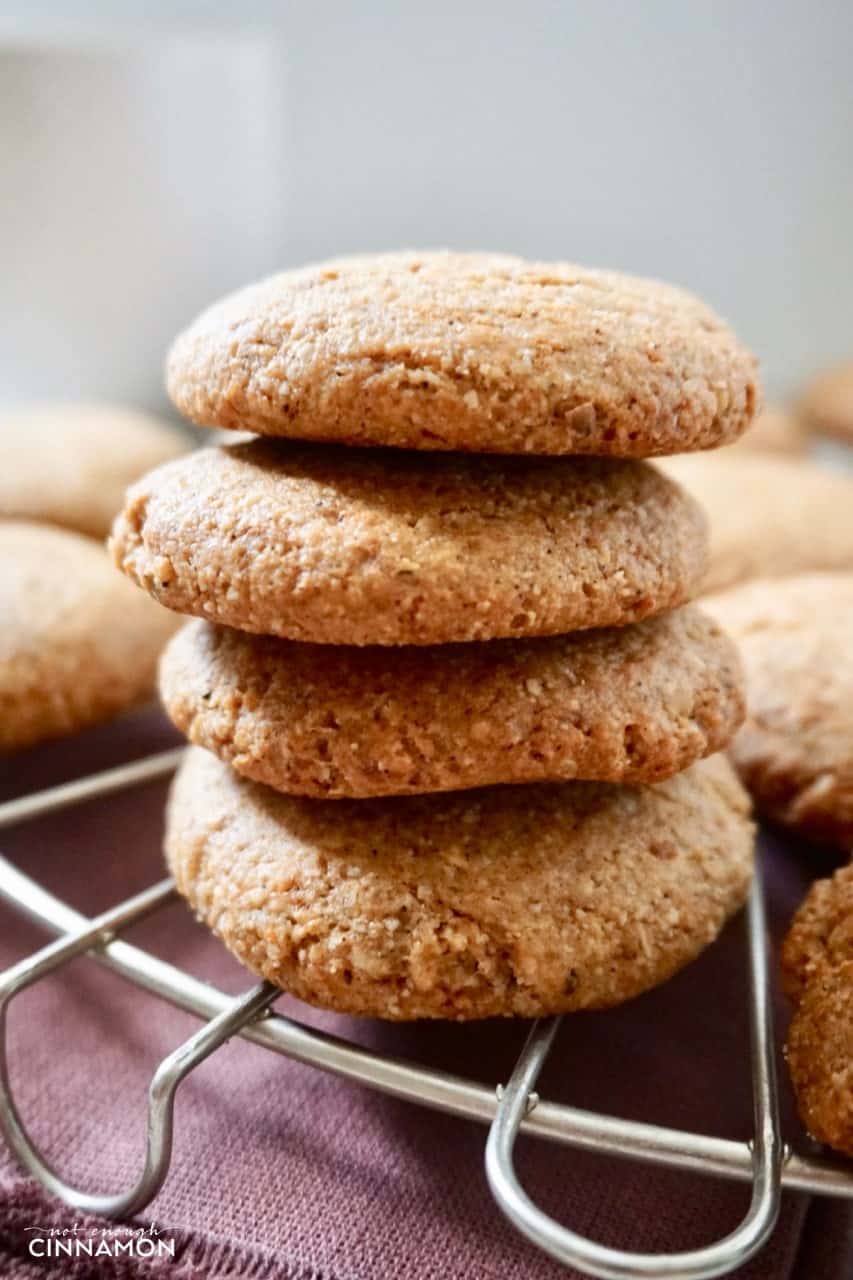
xmin=111 ymin=252 xmax=759 ymax=1021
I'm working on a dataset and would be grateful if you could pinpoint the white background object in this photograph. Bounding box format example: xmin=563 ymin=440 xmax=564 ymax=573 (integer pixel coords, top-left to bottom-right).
xmin=0 ymin=1 xmax=851 ymax=414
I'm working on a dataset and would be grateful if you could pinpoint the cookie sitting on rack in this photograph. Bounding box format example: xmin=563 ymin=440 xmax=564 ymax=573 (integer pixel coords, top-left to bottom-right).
xmin=112 ymin=249 xmax=760 ymax=1021
xmin=782 ymin=863 xmax=853 ymax=1157
xmin=167 ymin=747 xmax=753 ymax=1020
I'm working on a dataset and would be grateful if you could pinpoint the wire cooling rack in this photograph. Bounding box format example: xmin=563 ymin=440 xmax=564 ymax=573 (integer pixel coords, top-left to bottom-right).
xmin=1 ymin=753 xmax=852 ymax=1280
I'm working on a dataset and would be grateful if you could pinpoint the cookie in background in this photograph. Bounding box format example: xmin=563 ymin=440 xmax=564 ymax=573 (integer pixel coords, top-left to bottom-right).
xmin=782 ymin=863 xmax=853 ymax=1158
xmin=657 ymin=453 xmax=853 ymax=594
xmin=799 ymin=361 xmax=853 ymax=449
xmin=704 ymin=572 xmax=853 ymax=849
xmin=0 ymin=520 xmax=179 ymax=752
xmin=724 ymin=405 xmax=808 ymax=457
xmin=0 ymin=402 xmax=186 ymax=539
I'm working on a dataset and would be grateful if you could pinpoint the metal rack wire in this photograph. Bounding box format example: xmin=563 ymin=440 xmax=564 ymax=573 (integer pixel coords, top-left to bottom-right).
xmin=1 ymin=752 xmax=852 ymax=1280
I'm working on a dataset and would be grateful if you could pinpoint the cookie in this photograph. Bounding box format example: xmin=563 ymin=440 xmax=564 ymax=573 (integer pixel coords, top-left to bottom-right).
xmin=658 ymin=454 xmax=853 ymax=595
xmin=111 ymin=440 xmax=707 ymax=646
xmin=726 ymin=406 xmax=807 ymax=457
xmin=781 ymin=863 xmax=853 ymax=1004
xmin=160 ymin=607 xmax=744 ymax=798
xmin=167 ymin=250 xmax=759 ymax=457
xmin=704 ymin=574 xmax=853 ymax=847
xmin=0 ymin=403 xmax=186 ymax=539
xmin=799 ymin=362 xmax=853 ymax=444
xmin=781 ymin=864 xmax=853 ymax=1156
xmin=166 ymin=748 xmax=754 ymax=1020
xmin=0 ymin=520 xmax=179 ymax=751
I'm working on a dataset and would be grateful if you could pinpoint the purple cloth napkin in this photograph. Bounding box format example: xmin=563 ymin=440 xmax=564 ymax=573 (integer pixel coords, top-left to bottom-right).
xmin=0 ymin=709 xmax=851 ymax=1279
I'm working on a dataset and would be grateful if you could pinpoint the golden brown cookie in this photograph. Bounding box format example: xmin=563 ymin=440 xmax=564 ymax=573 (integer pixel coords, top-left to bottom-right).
xmin=111 ymin=440 xmax=707 ymax=646
xmin=781 ymin=863 xmax=853 ymax=1004
xmin=799 ymin=362 xmax=853 ymax=444
xmin=0 ymin=520 xmax=179 ymax=751
xmin=658 ymin=454 xmax=853 ymax=595
xmin=166 ymin=748 xmax=754 ymax=1020
xmin=160 ymin=607 xmax=744 ymax=798
xmin=781 ymin=864 xmax=853 ymax=1156
xmin=705 ymin=574 xmax=853 ymax=847
xmin=0 ymin=403 xmax=186 ymax=538
xmin=726 ymin=406 xmax=807 ymax=457
xmin=167 ymin=251 xmax=758 ymax=457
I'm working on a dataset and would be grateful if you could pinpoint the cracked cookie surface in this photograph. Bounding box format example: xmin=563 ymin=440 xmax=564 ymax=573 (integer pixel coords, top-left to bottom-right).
xmin=167 ymin=250 xmax=758 ymax=456
xmin=160 ymin=607 xmax=744 ymax=797
xmin=111 ymin=439 xmax=707 ymax=645
xmin=165 ymin=748 xmax=753 ymax=1020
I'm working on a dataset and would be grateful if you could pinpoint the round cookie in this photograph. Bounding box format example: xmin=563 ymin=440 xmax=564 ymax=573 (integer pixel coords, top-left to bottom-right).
xmin=160 ymin=607 xmax=744 ymax=798
xmin=1 ymin=521 xmax=179 ymax=751
xmin=704 ymin=573 xmax=853 ymax=847
xmin=166 ymin=748 xmax=754 ymax=1021
xmin=167 ymin=250 xmax=759 ymax=457
xmin=0 ymin=403 xmax=186 ymax=538
xmin=785 ymin=963 xmax=853 ymax=1157
xmin=781 ymin=863 xmax=853 ymax=1004
xmin=111 ymin=439 xmax=707 ymax=646
xmin=781 ymin=864 xmax=853 ymax=1156
xmin=799 ymin=362 xmax=853 ymax=445
xmin=658 ymin=454 xmax=853 ymax=595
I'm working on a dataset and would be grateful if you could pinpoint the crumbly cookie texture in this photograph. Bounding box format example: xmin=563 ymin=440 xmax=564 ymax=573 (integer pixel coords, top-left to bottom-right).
xmin=658 ymin=454 xmax=853 ymax=595
xmin=0 ymin=403 xmax=186 ymax=539
xmin=799 ymin=363 xmax=853 ymax=443
xmin=704 ymin=573 xmax=853 ymax=848
xmin=160 ymin=607 xmax=744 ymax=798
xmin=0 ymin=521 xmax=179 ymax=751
xmin=111 ymin=439 xmax=707 ymax=646
xmin=166 ymin=748 xmax=754 ymax=1021
xmin=781 ymin=864 xmax=853 ymax=1156
xmin=167 ymin=250 xmax=759 ymax=457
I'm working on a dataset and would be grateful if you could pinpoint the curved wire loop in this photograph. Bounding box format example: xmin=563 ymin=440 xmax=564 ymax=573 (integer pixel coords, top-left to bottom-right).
xmin=486 ymin=873 xmax=782 ymax=1279
xmin=0 ymin=879 xmax=276 ymax=1218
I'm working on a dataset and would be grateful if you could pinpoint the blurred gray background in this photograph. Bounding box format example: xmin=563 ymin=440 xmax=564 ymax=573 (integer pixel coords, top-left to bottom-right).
xmin=1 ymin=0 xmax=851 ymax=416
